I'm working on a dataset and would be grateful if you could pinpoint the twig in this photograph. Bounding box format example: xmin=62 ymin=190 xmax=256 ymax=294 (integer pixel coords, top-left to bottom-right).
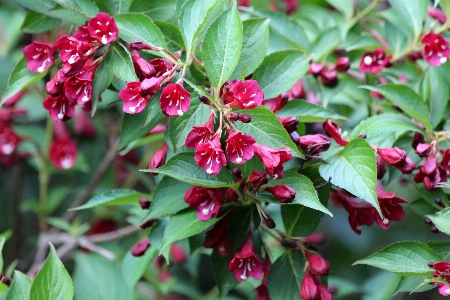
xmin=88 ymin=225 xmax=139 ymax=243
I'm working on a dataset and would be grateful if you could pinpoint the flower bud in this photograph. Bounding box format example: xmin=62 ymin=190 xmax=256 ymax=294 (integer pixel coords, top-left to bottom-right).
xmin=377 ymin=147 xmax=406 ymax=165
xmin=248 ymin=170 xmax=268 ymax=191
xmin=298 ymin=134 xmax=331 ymax=156
xmin=149 ymin=143 xmax=168 ymax=171
xmin=412 ymin=132 xmax=425 ymax=149
xmin=323 ymin=120 xmax=348 ymax=146
xmin=300 ymin=271 xmax=318 ymax=300
xmin=320 ymin=69 xmax=338 ymax=87
xmin=335 ymin=57 xmax=351 ymax=72
xmin=232 ymin=167 xmax=242 ymax=179
xmin=376 ymin=156 xmax=387 ymax=179
xmin=239 ymin=114 xmax=252 ymax=123
xmin=140 ymin=218 xmax=157 ymax=229
xmin=272 ymin=92 xmax=289 ymax=113
xmin=139 ymin=197 xmax=151 ymax=209
xmin=131 ymin=239 xmax=151 ymax=257
xmin=308 ymin=63 xmax=323 ymax=77
xmin=170 ymin=243 xmax=187 ymax=264
xmin=428 ymin=8 xmax=447 ymax=24
xmin=198 ymin=94 xmax=211 ymax=105
xmin=265 ymin=184 xmax=296 ymax=203
xmin=415 ymin=143 xmax=432 ymax=157
xmin=305 ymin=251 xmax=330 ymax=276
xmin=140 ymin=77 xmax=163 ymax=97
xmin=227 ymin=112 xmax=240 ymax=122
xmin=278 ymin=116 xmax=299 ymax=133
xmin=435 ymin=198 xmax=445 ymax=207
xmin=0 ymin=274 xmax=11 ymax=286
xmin=290 ymin=131 xmax=300 ymax=145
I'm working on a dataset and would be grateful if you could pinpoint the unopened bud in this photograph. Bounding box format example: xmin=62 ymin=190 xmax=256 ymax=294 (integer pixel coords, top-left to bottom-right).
xmin=435 ymin=198 xmax=445 ymax=207
xmin=0 ymin=274 xmax=11 ymax=286
xmin=248 ymin=170 xmax=268 ymax=191
xmin=308 ymin=63 xmax=323 ymax=77
xmin=412 ymin=132 xmax=425 ymax=149
xmin=140 ymin=218 xmax=157 ymax=229
xmin=232 ymin=167 xmax=242 ymax=179
xmin=425 ymin=217 xmax=433 ymax=225
xmin=428 ymin=8 xmax=447 ymax=24
xmin=335 ymin=57 xmax=351 ymax=72
xmin=170 ymin=243 xmax=187 ymax=264
xmin=259 ymin=207 xmax=276 ymax=229
xmin=300 ymin=271 xmax=318 ymax=300
xmin=428 ymin=261 xmax=435 ymax=268
xmin=198 ymin=94 xmax=211 ymax=105
xmin=227 ymin=112 xmax=239 ymax=122
xmin=305 ymin=251 xmax=330 ymax=276
xmin=358 ymin=133 xmax=367 ymax=139
xmin=131 ymin=239 xmax=151 ymax=257
xmin=204 ymin=88 xmax=211 ymax=93
xmin=139 ymin=197 xmax=151 ymax=209
xmin=149 ymin=143 xmax=168 ymax=173
xmin=265 ymin=184 xmax=296 ymax=203
xmin=320 ymin=69 xmax=338 ymax=87
xmin=278 ymin=116 xmax=299 ymax=133
xmin=272 ymin=92 xmax=289 ymax=113
xmin=290 ymin=131 xmax=300 ymax=144
xmin=415 ymin=143 xmax=432 ymax=157
xmin=431 ymin=225 xmax=440 ymax=233
xmin=239 ymin=114 xmax=251 ymax=123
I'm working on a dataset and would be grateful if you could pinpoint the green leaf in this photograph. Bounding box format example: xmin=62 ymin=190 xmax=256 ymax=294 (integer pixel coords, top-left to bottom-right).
xmin=154 ymin=20 xmax=185 ymax=53
xmin=277 ymin=100 xmax=346 ymax=122
xmin=252 ymin=50 xmax=310 ymax=99
xmin=267 ymin=251 xmax=304 ymax=300
xmin=161 ymin=210 xmax=220 ymax=251
xmin=15 ymin=0 xmax=57 ymax=14
xmin=282 ymin=205 xmax=325 ymax=238
xmin=73 ymin=252 xmax=131 ymax=300
xmin=178 ymin=0 xmax=224 ymax=50
xmin=91 ymin=59 xmax=113 ymax=116
xmin=146 ymin=176 xmax=190 ymax=219
xmin=142 ymin=153 xmax=238 ymax=189
xmin=106 ymin=42 xmax=138 ymax=82
xmin=211 ymin=251 xmax=238 ymax=298
xmin=388 ymin=0 xmax=427 ymax=39
xmin=21 ymin=11 xmax=61 ymax=33
xmin=45 ymin=6 xmax=87 ymax=25
xmin=426 ymin=207 xmax=450 ymax=235
xmin=121 ymin=247 xmax=157 ymax=288
xmin=427 ymin=241 xmax=450 ymax=260
xmin=420 ymin=66 xmax=450 ymax=129
xmin=319 ymin=139 xmax=380 ymax=213
xmin=234 ymin=106 xmax=304 ymax=158
xmin=70 ymin=189 xmax=147 ymax=210
xmin=268 ymin=171 xmax=331 ymax=215
xmin=360 ymin=84 xmax=432 ymax=130
xmin=168 ymin=96 xmax=210 ymax=152
xmin=393 ymin=276 xmax=435 ymax=295
xmin=0 ymin=236 xmax=5 ymax=272
xmin=230 ymin=18 xmax=270 ymax=79
xmin=6 ymin=271 xmax=32 ymax=300
xmin=326 ymin=0 xmax=354 ymax=19
xmin=351 ymin=113 xmax=423 ymax=139
xmin=30 ymin=244 xmax=74 ymax=300
xmin=53 ymin=0 xmax=99 ymax=18
xmin=94 ymin=0 xmax=132 ymax=15
xmin=115 ymin=13 xmax=167 ymax=49
xmin=1 ymin=57 xmax=49 ymax=106
xmin=202 ymin=3 xmax=243 ymax=88
xmin=385 ymin=20 xmax=409 ymax=57
xmin=311 ymin=27 xmax=342 ymax=60
xmin=354 ymin=241 xmax=441 ymax=276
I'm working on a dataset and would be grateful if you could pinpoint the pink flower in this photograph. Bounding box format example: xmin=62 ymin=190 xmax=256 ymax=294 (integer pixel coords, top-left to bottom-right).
xmin=49 ymin=137 xmax=77 ymax=169
xmin=0 ymin=125 xmax=21 ymax=155
xmin=376 ymin=147 xmax=415 ymax=174
xmin=131 ymin=239 xmax=151 ymax=257
xmin=229 ymin=80 xmax=264 ymax=109
xmin=375 ymin=183 xmax=407 ymax=229
xmin=87 ymin=13 xmax=118 ymax=44
xmin=64 ymin=77 xmax=92 ymax=105
xmin=428 ymin=8 xmax=447 ymax=24
xmin=55 ymin=36 xmax=93 ymax=65
xmin=46 ymin=69 xmax=68 ymax=96
xmin=73 ymin=25 xmax=95 ymax=43
xmin=170 ymin=243 xmax=187 ymax=264
xmin=185 ymin=114 xmax=215 ymax=149
xmin=149 ymin=58 xmax=174 ymax=77
xmin=149 ymin=143 xmax=168 ymax=170
xmin=359 ymin=49 xmax=390 ymax=73
xmin=305 ymin=251 xmax=329 ymax=276
xmin=433 ymin=262 xmax=450 ymax=284
xmin=414 ymin=156 xmax=447 ymax=190
xmin=204 ymin=213 xmax=232 ymax=256
xmin=422 ymin=33 xmax=450 ymax=66
xmin=265 ymin=184 xmax=296 ymax=203
xmin=228 ymin=237 xmax=264 ymax=282
xmin=247 ymin=170 xmax=268 ymax=191
xmin=433 ymin=282 xmax=450 ymax=296
xmin=253 ymin=143 xmax=292 ymax=178
xmin=140 ymin=76 xmax=164 ymax=98
xmin=184 ymin=186 xmax=224 ymax=221
xmin=300 ymin=271 xmax=317 ymax=300
xmin=194 ymin=136 xmax=227 ymax=175
xmin=323 ymin=120 xmax=348 ymax=146
xmin=23 ymin=41 xmax=56 ymax=73
xmin=298 ymin=134 xmax=330 ymax=157
xmin=225 ymin=130 xmax=256 ymax=164
xmin=119 ymin=82 xmax=149 ymax=114
xmin=160 ymin=83 xmax=190 ymax=116
xmin=132 ymin=54 xmax=156 ymax=81
xmin=42 ymin=95 xmax=77 ymax=121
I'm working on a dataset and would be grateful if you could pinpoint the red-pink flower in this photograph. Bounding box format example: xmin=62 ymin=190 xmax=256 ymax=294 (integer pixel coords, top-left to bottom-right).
xmin=185 ymin=114 xmax=215 ymax=148
xmin=131 ymin=239 xmax=151 ymax=257
xmin=73 ymin=25 xmax=95 ymax=43
xmin=194 ymin=136 xmax=227 ymax=175
xmin=432 ymin=262 xmax=450 ymax=284
xmin=204 ymin=212 xmax=232 ymax=256
xmin=160 ymin=83 xmax=190 ymax=116
xmin=150 ymin=58 xmax=174 ymax=77
xmin=305 ymin=251 xmax=330 ymax=276
xmin=422 ymin=33 xmax=450 ymax=66
xmin=132 ymin=54 xmax=156 ymax=81
xmin=248 ymin=170 xmax=268 ymax=191
xmin=49 ymin=137 xmax=77 ymax=169
xmin=323 ymin=120 xmax=348 ymax=146
xmin=64 ymin=77 xmax=92 ymax=105
xmin=42 ymin=95 xmax=77 ymax=121
xmin=376 ymin=147 xmax=415 ymax=174
xmin=23 ymin=41 xmax=56 ymax=73
xmin=119 ymin=82 xmax=149 ymax=114
xmin=265 ymin=184 xmax=296 ymax=203
xmin=298 ymin=134 xmax=330 ymax=157
xmin=46 ymin=69 xmax=68 ymax=96
xmin=184 ymin=186 xmax=224 ymax=221
xmin=228 ymin=237 xmax=263 ymax=282
xmin=414 ymin=156 xmax=447 ymax=190
xmin=55 ymin=36 xmax=93 ymax=65
xmin=359 ymin=49 xmax=390 ymax=73
xmin=87 ymin=13 xmax=118 ymax=44
xmin=229 ymin=80 xmax=264 ymax=109
xmin=149 ymin=143 xmax=168 ymax=170
xmin=375 ymin=182 xmax=407 ymax=229
xmin=225 ymin=130 xmax=256 ymax=164
xmin=253 ymin=143 xmax=292 ymax=178
xmin=428 ymin=8 xmax=447 ymax=24
xmin=300 ymin=271 xmax=317 ymax=300
xmin=0 ymin=125 xmax=21 ymax=155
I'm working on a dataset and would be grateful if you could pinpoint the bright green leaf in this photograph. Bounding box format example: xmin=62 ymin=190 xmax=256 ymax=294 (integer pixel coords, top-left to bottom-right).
xmin=21 ymin=11 xmax=61 ymax=33
xmin=94 ymin=0 xmax=132 ymax=15
xmin=282 ymin=205 xmax=325 ymax=238
xmin=53 ymin=0 xmax=99 ymax=18
xmin=319 ymin=139 xmax=380 ymax=213
xmin=234 ymin=106 xmax=304 ymax=158
xmin=311 ymin=27 xmax=342 ymax=60
xmin=91 ymin=60 xmax=113 ymax=116
xmin=354 ymin=241 xmax=441 ymax=276
xmin=426 ymin=207 xmax=450 ymax=235
xmin=230 ymin=18 xmax=270 ymax=79
xmin=202 ymin=3 xmax=243 ymax=88
xmin=121 ymin=247 xmax=157 ymax=288
xmin=277 ymin=100 xmax=346 ymax=123
xmin=6 ymin=271 xmax=32 ymax=300
xmin=252 ymin=50 xmax=310 ymax=99
xmin=1 ymin=57 xmax=49 ymax=106
xmin=360 ymin=84 xmax=432 ymax=130
xmin=15 ymin=0 xmax=56 ymax=14
xmin=268 ymin=251 xmax=304 ymax=299
xmin=70 ymin=189 xmax=148 ymax=210
xmin=154 ymin=20 xmax=185 ymax=53
xmin=326 ymin=0 xmax=354 ymax=19
xmin=106 ymin=42 xmax=138 ymax=82
xmin=30 ymin=244 xmax=74 ymax=300
xmin=143 ymin=153 xmax=239 ymax=189
xmin=388 ymin=0 xmax=427 ymax=39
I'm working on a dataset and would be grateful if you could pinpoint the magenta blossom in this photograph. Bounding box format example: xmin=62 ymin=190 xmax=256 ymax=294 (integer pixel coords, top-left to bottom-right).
xmin=42 ymin=95 xmax=77 ymax=121
xmin=87 ymin=13 xmax=118 ymax=44
xmin=422 ymin=33 xmax=450 ymax=66
xmin=184 ymin=186 xmax=224 ymax=221
xmin=359 ymin=49 xmax=390 ymax=73
xmin=204 ymin=213 xmax=232 ymax=256
xmin=160 ymin=83 xmax=191 ymax=116
xmin=229 ymin=80 xmax=264 ymax=109
xmin=228 ymin=236 xmax=264 ymax=282
xmin=253 ymin=143 xmax=292 ymax=178
xmin=225 ymin=130 xmax=256 ymax=164
xmin=185 ymin=114 xmax=215 ymax=148
xmin=23 ymin=41 xmax=56 ymax=73
xmin=0 ymin=125 xmax=21 ymax=156
xmin=119 ymin=82 xmax=149 ymax=114
xmin=64 ymin=77 xmax=92 ymax=105
xmin=375 ymin=182 xmax=408 ymax=229
xmin=49 ymin=137 xmax=77 ymax=169
xmin=194 ymin=136 xmax=227 ymax=175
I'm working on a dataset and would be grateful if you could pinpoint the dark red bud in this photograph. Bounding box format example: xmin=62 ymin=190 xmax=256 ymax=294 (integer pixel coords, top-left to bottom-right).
xmin=139 ymin=197 xmax=151 ymax=209
xmin=395 ymin=157 xmax=416 ymax=174
xmin=412 ymin=132 xmax=425 ymax=149
xmin=265 ymin=184 xmax=296 ymax=203
xmin=425 ymin=217 xmax=433 ymax=225
xmin=308 ymin=63 xmax=323 ymax=77
xmin=328 ymin=286 xmax=338 ymax=294
xmin=415 ymin=143 xmax=432 ymax=157
xmin=335 ymin=57 xmax=351 ymax=72
xmin=290 ymin=131 xmax=300 ymax=145
xmin=239 ymin=114 xmax=251 ymax=123
xmin=0 ymin=274 xmax=11 ymax=286
xmin=149 ymin=143 xmax=168 ymax=173
xmin=199 ymin=94 xmax=211 ymax=105
xmin=248 ymin=170 xmax=268 ymax=191
xmin=227 ymin=112 xmax=240 ymax=122
xmin=259 ymin=207 xmax=276 ymax=228
xmin=377 ymin=147 xmax=406 ymax=165
xmin=320 ymin=69 xmax=338 ymax=87
xmin=431 ymin=225 xmax=440 ymax=233
xmin=272 ymin=92 xmax=289 ymax=113
xmin=299 ymin=134 xmax=331 ymax=156
xmin=204 ymin=88 xmax=211 ymax=93
xmin=428 ymin=261 xmax=435 ymax=268
xmin=140 ymin=218 xmax=157 ymax=229
xmin=278 ymin=116 xmax=299 ymax=133
xmin=130 ymin=41 xmax=161 ymax=51
xmin=376 ymin=156 xmax=387 ymax=179
xmin=358 ymin=133 xmax=367 ymax=139
xmin=131 ymin=239 xmax=151 ymax=256
xmin=435 ymin=198 xmax=445 ymax=207
xmin=232 ymin=167 xmax=242 ymax=179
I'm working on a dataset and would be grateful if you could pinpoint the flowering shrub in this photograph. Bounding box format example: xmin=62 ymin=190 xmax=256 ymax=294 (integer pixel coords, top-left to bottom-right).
xmin=2 ymin=0 xmax=450 ymax=299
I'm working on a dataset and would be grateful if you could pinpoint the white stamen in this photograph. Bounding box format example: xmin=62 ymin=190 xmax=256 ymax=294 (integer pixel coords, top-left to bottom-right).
xmin=32 ymin=53 xmax=41 ymax=59
xmin=61 ymin=157 xmax=73 ymax=169
xmin=236 ymin=157 xmax=242 ymax=163
xmin=383 ymin=219 xmax=389 ymax=225
xmin=363 ymin=56 xmax=373 ymax=65
xmin=2 ymin=144 xmax=14 ymax=155
xmin=101 ymin=35 xmax=108 ymax=44
xmin=129 ymin=106 xmax=136 ymax=113
xmin=202 ymin=208 xmax=209 ymax=215
xmin=440 ymin=57 xmax=448 ymax=64
xmin=177 ymin=109 xmax=184 ymax=116
xmin=58 ymin=113 xmax=64 ymax=119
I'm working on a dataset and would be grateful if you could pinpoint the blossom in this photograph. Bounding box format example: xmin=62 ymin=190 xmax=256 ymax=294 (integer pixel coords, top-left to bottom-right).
xmin=194 ymin=136 xmax=227 ymax=175
xmin=359 ymin=49 xmax=390 ymax=73
xmin=298 ymin=134 xmax=330 ymax=157
xmin=433 ymin=262 xmax=450 ymax=284
xmin=323 ymin=120 xmax=348 ymax=146
xmin=87 ymin=13 xmax=118 ymax=44
xmin=46 ymin=70 xmax=68 ymax=96
xmin=228 ymin=80 xmax=264 ymax=109
xmin=149 ymin=143 xmax=168 ymax=170
xmin=204 ymin=213 xmax=232 ymax=256
xmin=422 ymin=33 xmax=450 ymax=66
xmin=131 ymin=239 xmax=151 ymax=257
xmin=265 ymin=184 xmax=296 ymax=203
xmin=64 ymin=77 xmax=92 ymax=105
xmin=42 ymin=95 xmax=77 ymax=121
xmin=118 ymin=82 xmax=149 ymax=114
xmin=160 ymin=83 xmax=190 ymax=116
xmin=0 ymin=125 xmax=21 ymax=156
xmin=225 ymin=130 xmax=256 ymax=164
xmin=253 ymin=143 xmax=292 ymax=179
xmin=149 ymin=58 xmax=174 ymax=77
xmin=300 ymin=271 xmax=317 ymax=300
xmin=55 ymin=36 xmax=93 ymax=65
xmin=132 ymin=54 xmax=156 ymax=81
xmin=49 ymin=137 xmax=77 ymax=169
xmin=305 ymin=251 xmax=330 ymax=276
xmin=375 ymin=183 xmax=408 ymax=229
xmin=185 ymin=114 xmax=215 ymax=148
xmin=23 ymin=41 xmax=56 ymax=73
xmin=376 ymin=147 xmax=415 ymax=174
xmin=184 ymin=186 xmax=224 ymax=221
xmin=228 ymin=237 xmax=264 ymax=282
xmin=414 ymin=156 xmax=447 ymax=190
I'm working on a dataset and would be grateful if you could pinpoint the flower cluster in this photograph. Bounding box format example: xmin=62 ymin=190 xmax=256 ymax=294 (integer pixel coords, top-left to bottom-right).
xmin=308 ymin=57 xmax=351 ymax=87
